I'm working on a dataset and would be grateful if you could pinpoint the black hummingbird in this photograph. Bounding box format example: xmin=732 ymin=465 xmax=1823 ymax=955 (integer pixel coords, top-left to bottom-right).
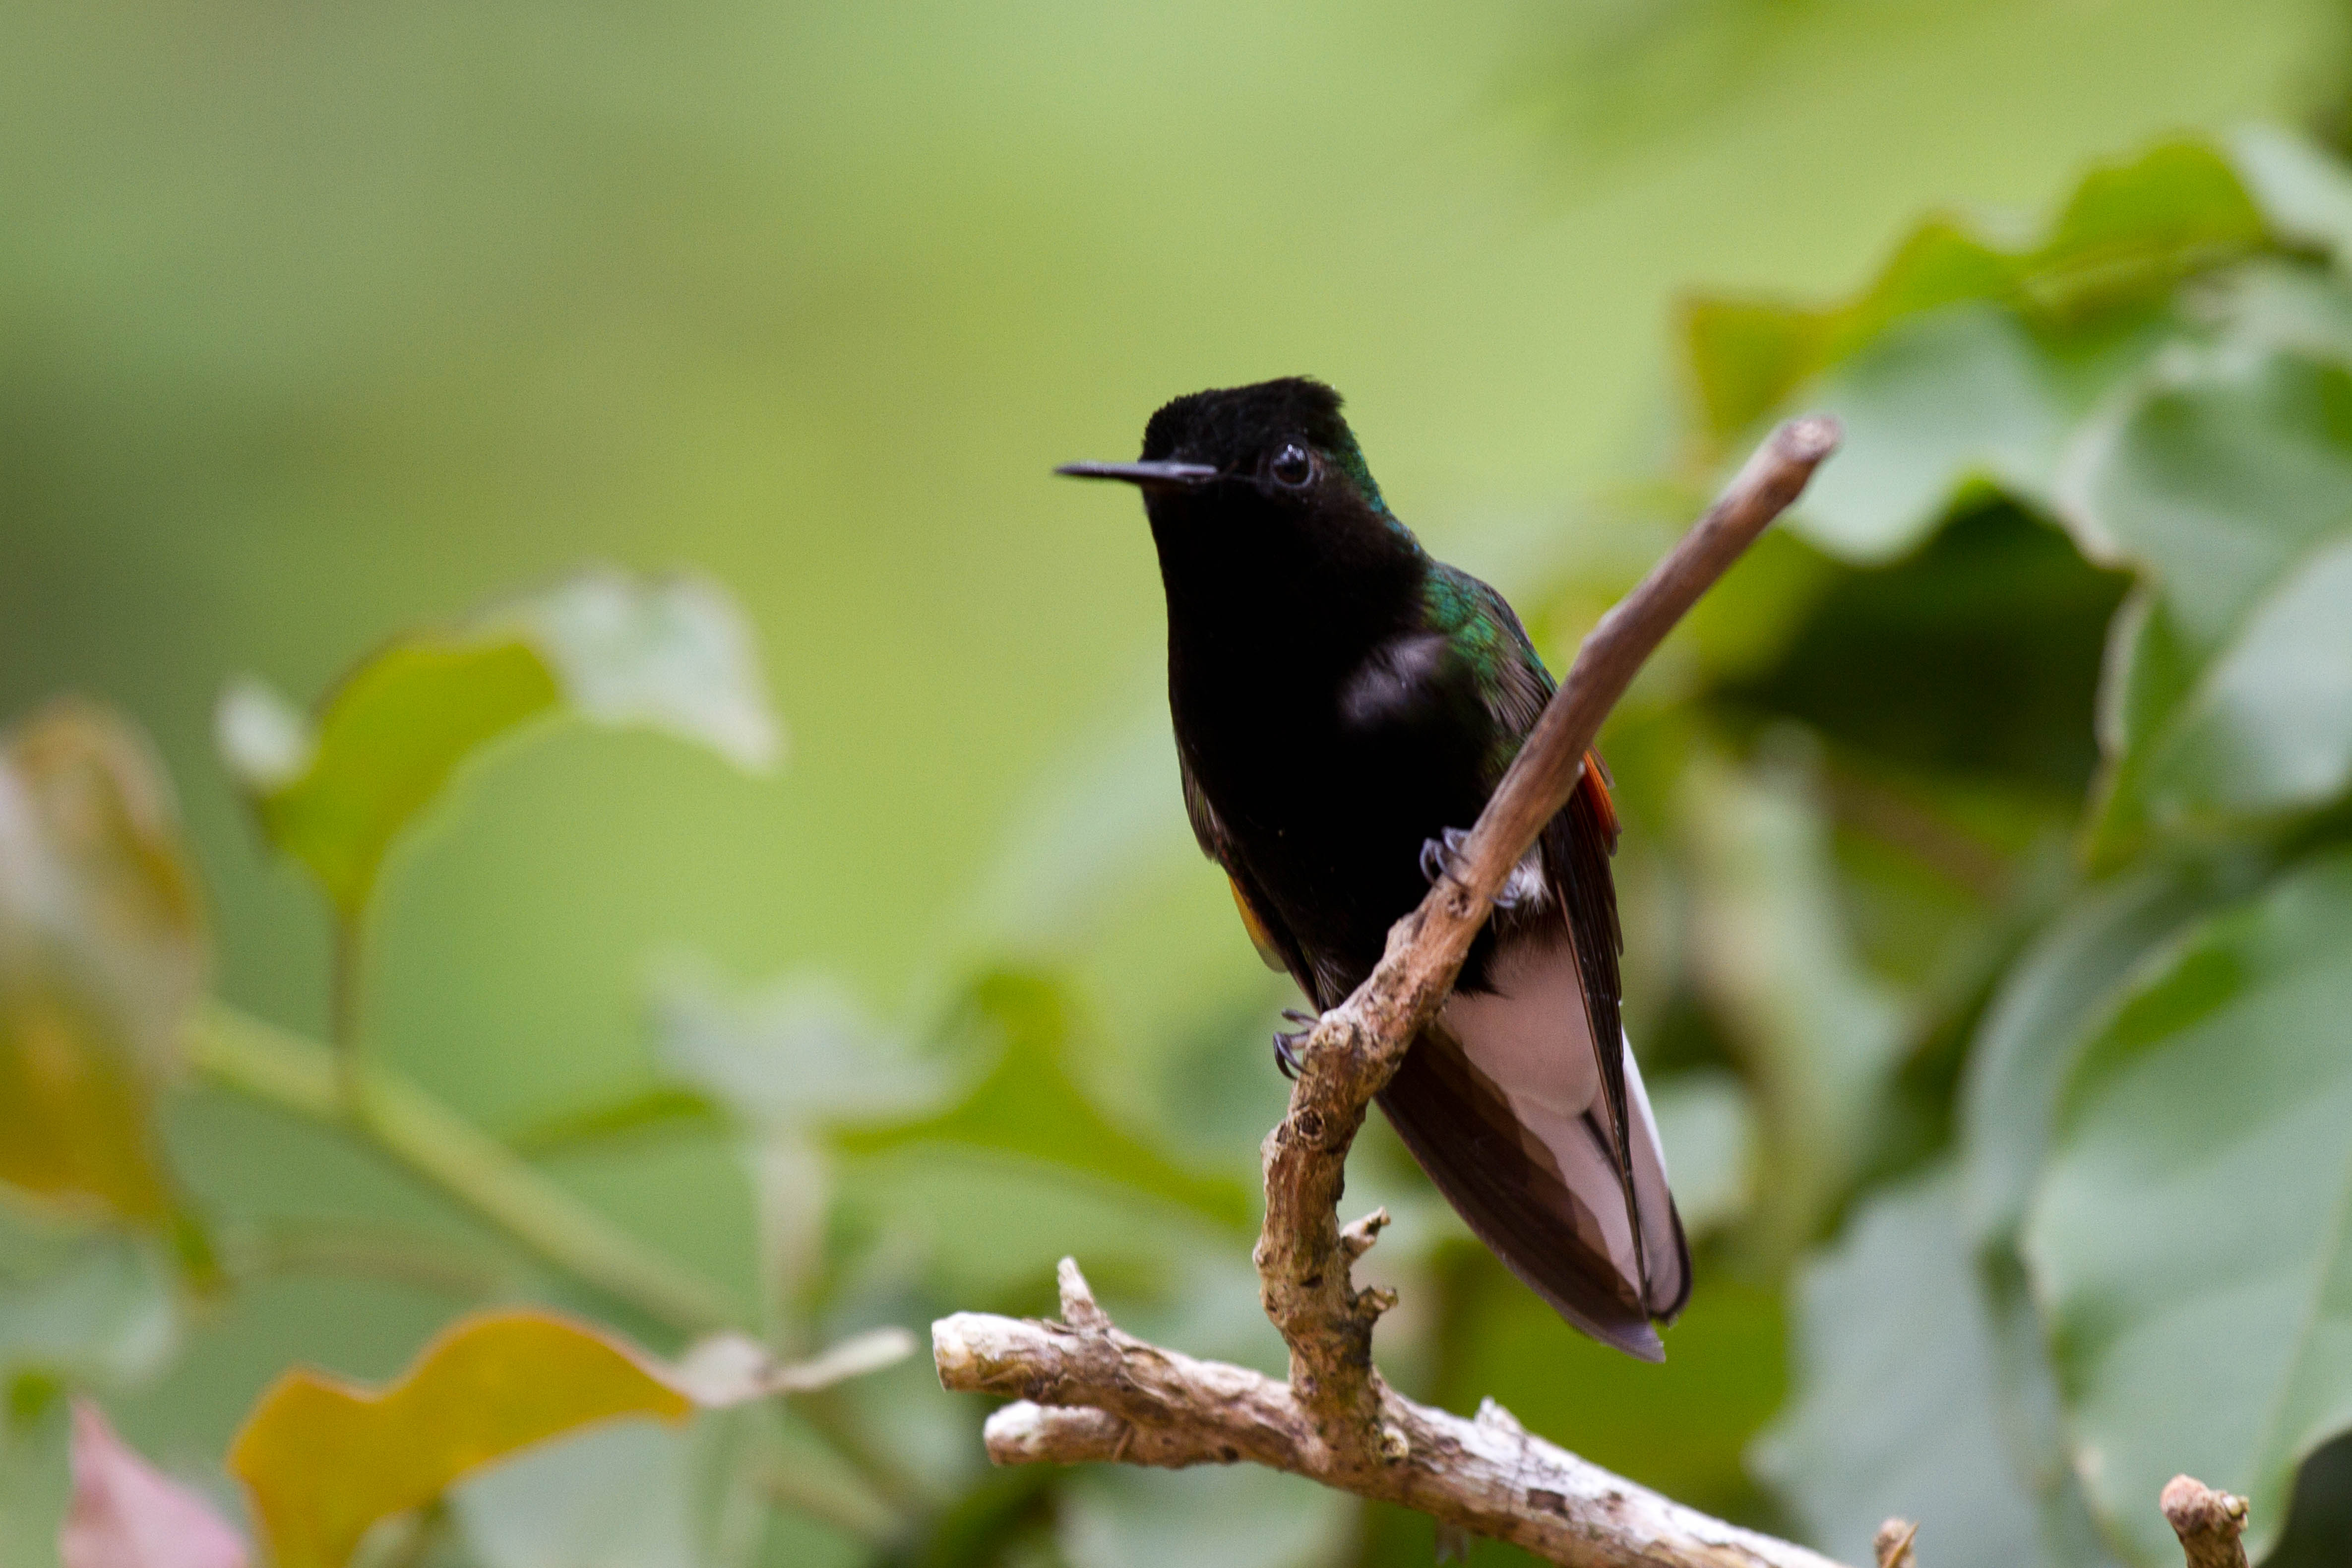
xmin=1060 ymin=376 xmax=1689 ymax=1358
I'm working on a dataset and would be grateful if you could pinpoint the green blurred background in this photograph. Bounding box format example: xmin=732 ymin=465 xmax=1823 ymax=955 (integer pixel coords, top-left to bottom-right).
xmin=7 ymin=1 xmax=2352 ymax=1565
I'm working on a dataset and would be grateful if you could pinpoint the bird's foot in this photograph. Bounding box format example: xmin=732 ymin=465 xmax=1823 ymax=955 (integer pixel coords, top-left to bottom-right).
xmin=1272 ymin=1008 xmax=1316 ymax=1080
xmin=1420 ymin=827 xmax=1541 ymax=909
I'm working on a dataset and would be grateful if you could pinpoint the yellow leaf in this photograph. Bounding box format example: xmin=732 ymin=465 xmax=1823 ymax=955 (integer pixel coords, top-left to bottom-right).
xmin=228 ymin=1310 xmax=692 ymax=1568
xmin=224 ymin=1308 xmax=916 ymax=1568
xmin=0 ymin=701 xmax=208 ymax=1222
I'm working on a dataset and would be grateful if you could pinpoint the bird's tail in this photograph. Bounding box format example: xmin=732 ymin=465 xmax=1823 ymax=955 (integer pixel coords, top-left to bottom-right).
xmin=1377 ymin=1023 xmax=1688 ymax=1360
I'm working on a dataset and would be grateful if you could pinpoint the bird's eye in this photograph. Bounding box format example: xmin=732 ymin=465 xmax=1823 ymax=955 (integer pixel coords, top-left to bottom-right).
xmin=1269 ymin=443 xmax=1314 ymax=488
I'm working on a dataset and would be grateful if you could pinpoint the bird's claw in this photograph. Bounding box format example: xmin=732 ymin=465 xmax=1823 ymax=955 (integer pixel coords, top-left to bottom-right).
xmin=1273 ymin=1009 xmax=1318 ymax=1078
xmin=1419 ymin=826 xmax=1473 ymax=888
xmin=1272 ymin=1030 xmax=1304 ymax=1080
xmin=1420 ymin=826 xmax=1539 ymax=910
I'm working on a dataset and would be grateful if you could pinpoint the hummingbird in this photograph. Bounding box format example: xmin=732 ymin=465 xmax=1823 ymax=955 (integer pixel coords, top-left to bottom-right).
xmin=1060 ymin=376 xmax=1688 ymax=1358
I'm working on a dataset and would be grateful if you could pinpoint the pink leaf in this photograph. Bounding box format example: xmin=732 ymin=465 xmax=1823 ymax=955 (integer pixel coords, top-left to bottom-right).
xmin=60 ymin=1400 xmax=248 ymax=1568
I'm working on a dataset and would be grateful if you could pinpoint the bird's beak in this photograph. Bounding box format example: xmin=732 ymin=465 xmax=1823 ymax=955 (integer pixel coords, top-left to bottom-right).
xmin=1054 ymin=460 xmax=1221 ymax=493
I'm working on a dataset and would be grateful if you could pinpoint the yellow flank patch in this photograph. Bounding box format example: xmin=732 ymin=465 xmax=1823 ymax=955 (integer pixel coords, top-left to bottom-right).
xmin=1228 ymin=878 xmax=1287 ymax=972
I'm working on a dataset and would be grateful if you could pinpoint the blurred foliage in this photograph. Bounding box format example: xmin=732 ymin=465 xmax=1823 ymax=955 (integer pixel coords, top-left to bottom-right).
xmin=9 ymin=3 xmax=2352 ymax=1566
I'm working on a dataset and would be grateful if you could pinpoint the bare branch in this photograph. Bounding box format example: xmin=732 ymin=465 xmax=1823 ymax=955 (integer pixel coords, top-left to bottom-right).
xmin=2161 ymin=1477 xmax=2250 ymax=1568
xmin=935 ymin=420 xmax=1846 ymax=1566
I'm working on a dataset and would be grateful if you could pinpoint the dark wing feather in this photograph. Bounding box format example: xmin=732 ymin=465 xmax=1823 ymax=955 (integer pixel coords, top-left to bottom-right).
xmin=1439 ymin=571 xmax=1639 ymax=1268
xmin=1432 ymin=569 xmax=1682 ymax=1319
xmin=1378 ymin=1021 xmax=1663 ymax=1359
xmin=1180 ymin=743 xmax=1316 ymax=993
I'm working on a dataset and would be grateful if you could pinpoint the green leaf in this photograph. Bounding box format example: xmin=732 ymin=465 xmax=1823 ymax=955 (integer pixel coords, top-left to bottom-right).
xmin=1646 ymin=1070 xmax=1754 ymax=1240
xmin=2024 ymin=849 xmax=2352 ymax=1566
xmin=218 ymin=569 xmax=779 ymax=915
xmin=450 ymin=1417 xmax=705 ymax=1568
xmin=1683 ymin=139 xmax=2266 ymax=445
xmin=836 ymin=969 xmax=1252 ymax=1233
xmin=656 ymin=971 xmax=945 ymax=1132
xmin=2229 ymin=125 xmax=2352 ymax=268
xmin=1680 ymin=745 xmax=1910 ymax=1258
xmin=2142 ymin=534 xmax=2352 ymax=818
xmin=2061 ymin=343 xmax=2352 ymax=854
xmin=0 ymin=1213 xmax=179 ymax=1396
xmin=1752 ymin=1167 xmax=2045 ymax=1568
xmin=1787 ymin=304 xmax=2074 ymax=564
xmin=0 ymin=702 xmax=207 ymax=1223
xmin=1957 ymin=858 xmax=2253 ymax=1249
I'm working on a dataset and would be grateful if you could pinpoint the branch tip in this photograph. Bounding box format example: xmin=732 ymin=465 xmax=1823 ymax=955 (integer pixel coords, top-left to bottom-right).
xmin=1056 ymin=1256 xmax=1111 ymax=1331
xmin=2161 ymin=1476 xmax=2249 ymax=1568
xmin=1872 ymin=1518 xmax=1918 ymax=1568
xmin=1774 ymin=413 xmax=1843 ymax=465
xmin=1340 ymin=1207 xmax=1391 ymax=1261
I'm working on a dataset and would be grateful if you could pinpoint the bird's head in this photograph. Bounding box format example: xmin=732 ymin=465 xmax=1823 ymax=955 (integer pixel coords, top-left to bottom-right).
xmin=1058 ymin=378 xmax=1417 ymax=583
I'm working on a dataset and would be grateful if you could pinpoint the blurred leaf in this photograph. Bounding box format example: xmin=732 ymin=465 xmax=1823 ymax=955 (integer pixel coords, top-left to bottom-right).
xmin=450 ymin=1417 xmax=704 ymax=1568
xmin=229 ymin=1310 xmax=695 ymax=1568
xmin=1752 ymin=1167 xmax=2043 ymax=1568
xmin=1647 ymin=1070 xmax=1753 ymax=1240
xmin=837 ymin=970 xmax=1252 ymax=1233
xmin=1956 ymin=857 xmax=2253 ymax=1248
xmin=1680 ymin=744 xmax=1910 ymax=1258
xmin=656 ymin=971 xmax=945 ymax=1132
xmin=1788 ymin=305 xmax=2075 ymax=564
xmin=1058 ymin=1465 xmax=1351 ymax=1568
xmin=218 ymin=569 xmax=779 ymax=916
xmin=1444 ymin=1263 xmax=1786 ymax=1523
xmin=2025 ymin=849 xmax=2352 ymax=1567
xmin=1683 ymin=139 xmax=2265 ymax=444
xmin=0 ymin=702 xmax=206 ymax=1223
xmin=2142 ymin=535 xmax=2352 ymax=819
xmin=2266 ymin=1431 xmax=2352 ymax=1568
xmin=2060 ymin=343 xmax=2352 ymax=855
xmin=2229 ymin=125 xmax=2352 ymax=267
xmin=60 ymin=1399 xmax=248 ymax=1568
xmin=227 ymin=1307 xmax=907 ymax=1568
xmin=656 ymin=970 xmax=952 ymax=1322
xmin=0 ymin=1213 xmax=179 ymax=1396
xmin=1715 ymin=502 xmax=2129 ymax=794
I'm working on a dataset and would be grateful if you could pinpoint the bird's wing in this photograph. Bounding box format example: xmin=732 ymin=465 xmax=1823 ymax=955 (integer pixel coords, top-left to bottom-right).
xmin=1411 ymin=566 xmax=1686 ymax=1328
xmin=1425 ymin=568 xmax=1638 ymax=1236
xmin=1380 ymin=930 xmax=1687 ymax=1361
xmin=1181 ymin=744 xmax=1313 ymax=985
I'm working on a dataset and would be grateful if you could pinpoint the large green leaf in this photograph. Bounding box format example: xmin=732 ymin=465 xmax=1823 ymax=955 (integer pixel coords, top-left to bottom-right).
xmin=1682 ymin=139 xmax=2265 ymax=447
xmin=218 ymin=569 xmax=779 ymax=915
xmin=1957 ymin=858 xmax=2254 ymax=1248
xmin=1679 ymin=747 xmax=1910 ymax=1259
xmin=0 ymin=702 xmax=207 ymax=1223
xmin=2060 ymin=343 xmax=2352 ymax=855
xmin=2141 ymin=534 xmax=2352 ymax=818
xmin=1752 ymin=1167 xmax=2044 ymax=1568
xmin=2025 ymin=849 xmax=2352 ymax=1566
